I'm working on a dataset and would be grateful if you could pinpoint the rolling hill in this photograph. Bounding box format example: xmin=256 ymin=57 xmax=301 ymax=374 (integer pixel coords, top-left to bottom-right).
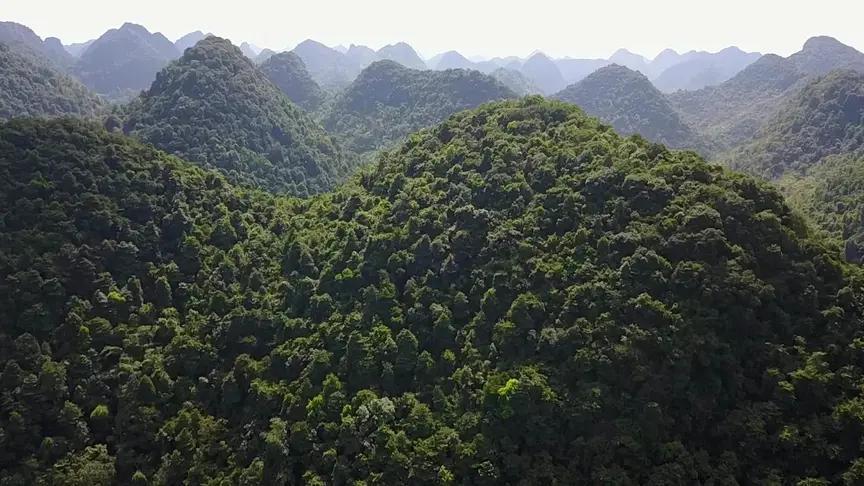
xmin=3 ymin=98 xmax=864 ymax=484
xmin=554 ymin=64 xmax=701 ymax=149
xmin=0 ymin=43 xmax=104 ymax=120
xmin=122 ymin=36 xmax=352 ymax=196
xmin=320 ymin=60 xmax=516 ymax=154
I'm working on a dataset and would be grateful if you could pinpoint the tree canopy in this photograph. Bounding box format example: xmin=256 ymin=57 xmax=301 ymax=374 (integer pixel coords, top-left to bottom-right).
xmin=3 ymin=98 xmax=864 ymax=484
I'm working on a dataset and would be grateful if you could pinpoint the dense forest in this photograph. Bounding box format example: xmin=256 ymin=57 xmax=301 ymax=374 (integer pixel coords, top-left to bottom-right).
xmin=0 ymin=43 xmax=104 ymax=121
xmin=554 ymin=64 xmax=703 ymax=150
xmin=725 ymin=70 xmax=864 ymax=179
xmin=121 ymin=37 xmax=353 ymax=196
xmin=320 ymin=60 xmax=515 ymax=155
xmin=6 ymin=16 xmax=864 ymax=485
xmin=4 ymin=99 xmax=864 ymax=484
xmin=260 ymin=52 xmax=327 ymax=112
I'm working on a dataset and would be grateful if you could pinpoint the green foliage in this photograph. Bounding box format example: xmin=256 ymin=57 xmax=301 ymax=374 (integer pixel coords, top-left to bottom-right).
xmin=0 ymin=43 xmax=104 ymax=121
xmin=555 ymin=64 xmax=703 ymax=150
xmin=726 ymin=70 xmax=864 ymax=179
xmin=260 ymin=51 xmax=326 ymax=111
xmin=3 ymin=99 xmax=864 ymax=484
xmin=122 ymin=36 xmax=354 ymax=196
xmin=319 ymin=60 xmax=516 ymax=156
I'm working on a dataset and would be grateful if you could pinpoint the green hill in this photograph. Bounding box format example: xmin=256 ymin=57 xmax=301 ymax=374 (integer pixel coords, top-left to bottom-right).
xmin=3 ymin=98 xmax=864 ymax=484
xmin=725 ymin=70 xmax=864 ymax=179
xmin=670 ymin=36 xmax=864 ymax=151
xmin=0 ymin=43 xmax=104 ymax=121
xmin=122 ymin=37 xmax=352 ymax=196
xmin=259 ymin=51 xmax=326 ymax=111
xmin=554 ymin=64 xmax=702 ymax=149
xmin=320 ymin=60 xmax=515 ymax=155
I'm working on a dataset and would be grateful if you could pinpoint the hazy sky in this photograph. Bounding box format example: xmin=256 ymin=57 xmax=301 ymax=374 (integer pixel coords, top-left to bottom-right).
xmin=3 ymin=0 xmax=862 ymax=59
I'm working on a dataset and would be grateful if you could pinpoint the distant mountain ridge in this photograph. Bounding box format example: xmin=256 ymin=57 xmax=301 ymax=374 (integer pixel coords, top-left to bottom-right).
xmin=73 ymin=22 xmax=180 ymax=99
xmin=554 ymin=64 xmax=702 ymax=149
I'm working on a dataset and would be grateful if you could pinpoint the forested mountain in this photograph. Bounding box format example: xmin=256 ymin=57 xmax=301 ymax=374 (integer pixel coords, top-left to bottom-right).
xmin=376 ymin=42 xmax=426 ymax=70
xmin=292 ymin=39 xmax=359 ymax=90
xmin=653 ymin=47 xmax=761 ymax=92
xmin=0 ymin=21 xmax=74 ymax=69
xmin=0 ymin=43 xmax=104 ymax=121
xmin=239 ymin=42 xmax=259 ymax=60
xmin=122 ymin=36 xmax=351 ymax=196
xmin=554 ymin=64 xmax=701 ymax=149
xmin=5 ymin=98 xmax=864 ymax=484
xmin=670 ymin=36 xmax=864 ymax=151
xmin=780 ymin=155 xmax=864 ymax=262
xmin=73 ymin=23 xmax=180 ymax=100
xmin=725 ymin=70 xmax=864 ymax=179
xmin=491 ymin=67 xmax=541 ymax=95
xmin=260 ymin=51 xmax=326 ymax=111
xmin=609 ymin=48 xmax=650 ymax=74
xmin=256 ymin=48 xmax=277 ymax=64
xmin=520 ymin=52 xmax=567 ymax=94
xmin=174 ymin=31 xmax=210 ymax=53
xmin=320 ymin=60 xmax=515 ymax=154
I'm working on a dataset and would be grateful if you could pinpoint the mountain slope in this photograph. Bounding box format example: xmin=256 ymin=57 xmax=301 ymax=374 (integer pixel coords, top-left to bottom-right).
xmin=725 ymin=70 xmax=864 ymax=179
xmin=122 ymin=37 xmax=351 ymax=196
xmin=174 ymin=31 xmax=210 ymax=53
xmin=0 ymin=21 xmax=74 ymax=69
xmin=260 ymin=51 xmax=326 ymax=111
xmin=555 ymin=57 xmax=610 ymax=84
xmin=554 ymin=64 xmax=701 ymax=149
xmin=0 ymin=43 xmax=104 ymax=120
xmin=670 ymin=36 xmax=864 ymax=151
xmin=653 ymin=47 xmax=761 ymax=92
xmin=292 ymin=39 xmax=358 ymax=89
xmin=4 ymin=99 xmax=864 ymax=484
xmin=491 ymin=67 xmax=541 ymax=95
xmin=320 ymin=60 xmax=516 ymax=154
xmin=74 ymin=23 xmax=180 ymax=99
xmin=376 ymin=42 xmax=426 ymax=69
xmin=520 ymin=53 xmax=567 ymax=94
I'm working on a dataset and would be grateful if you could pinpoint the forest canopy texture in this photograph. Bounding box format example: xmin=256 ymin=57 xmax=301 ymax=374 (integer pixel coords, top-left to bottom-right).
xmin=3 ymin=98 xmax=864 ymax=485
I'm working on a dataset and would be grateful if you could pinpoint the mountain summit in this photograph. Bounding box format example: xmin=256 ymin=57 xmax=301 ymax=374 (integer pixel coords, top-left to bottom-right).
xmin=123 ymin=36 xmax=352 ymax=195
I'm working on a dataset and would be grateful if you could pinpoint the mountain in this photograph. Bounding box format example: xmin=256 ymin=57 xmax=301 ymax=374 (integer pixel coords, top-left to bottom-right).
xmin=376 ymin=42 xmax=426 ymax=70
xmin=4 ymin=99 xmax=864 ymax=484
xmin=239 ymin=42 xmax=260 ymax=59
xmin=174 ymin=31 xmax=210 ymax=53
xmin=555 ymin=57 xmax=610 ymax=84
xmin=320 ymin=60 xmax=516 ymax=154
xmin=345 ymin=44 xmax=378 ymax=68
xmin=725 ymin=70 xmax=864 ymax=179
xmin=0 ymin=21 xmax=74 ymax=69
xmin=554 ymin=64 xmax=701 ymax=149
xmin=609 ymin=48 xmax=650 ymax=73
xmin=292 ymin=39 xmax=358 ymax=89
xmin=74 ymin=23 xmax=180 ymax=99
xmin=255 ymin=48 xmax=277 ymax=64
xmin=433 ymin=50 xmax=476 ymax=70
xmin=780 ymin=154 xmax=864 ymax=262
xmin=520 ymin=52 xmax=567 ymax=94
xmin=64 ymin=39 xmax=94 ymax=58
xmin=788 ymin=36 xmax=864 ymax=75
xmin=651 ymin=48 xmax=685 ymax=74
xmin=259 ymin=51 xmax=326 ymax=111
xmin=653 ymin=47 xmax=762 ymax=92
xmin=122 ymin=37 xmax=351 ymax=196
xmin=0 ymin=43 xmax=104 ymax=120
xmin=491 ymin=67 xmax=541 ymax=95
xmin=670 ymin=36 xmax=864 ymax=151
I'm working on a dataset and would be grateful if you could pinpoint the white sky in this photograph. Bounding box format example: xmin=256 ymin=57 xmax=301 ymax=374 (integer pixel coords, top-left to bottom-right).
xmin=3 ymin=0 xmax=862 ymax=59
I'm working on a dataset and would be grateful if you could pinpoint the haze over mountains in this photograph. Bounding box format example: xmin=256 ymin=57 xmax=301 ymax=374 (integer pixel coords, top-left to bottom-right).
xmin=7 ymin=12 xmax=864 ymax=485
